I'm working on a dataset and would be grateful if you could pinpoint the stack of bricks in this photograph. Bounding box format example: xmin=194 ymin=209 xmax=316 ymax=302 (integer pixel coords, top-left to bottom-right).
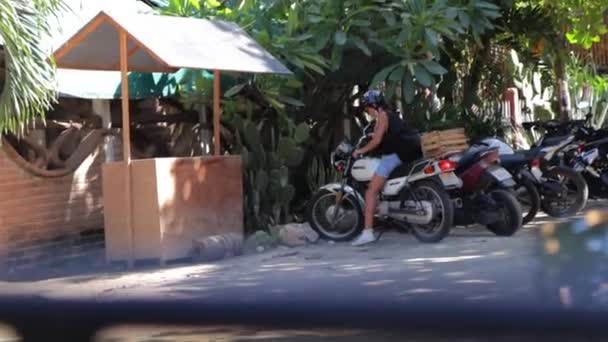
xmin=0 ymin=141 xmax=106 ymax=276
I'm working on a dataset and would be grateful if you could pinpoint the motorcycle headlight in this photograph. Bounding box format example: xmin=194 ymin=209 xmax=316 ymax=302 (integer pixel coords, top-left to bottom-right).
xmin=334 ymin=141 xmax=353 ymax=157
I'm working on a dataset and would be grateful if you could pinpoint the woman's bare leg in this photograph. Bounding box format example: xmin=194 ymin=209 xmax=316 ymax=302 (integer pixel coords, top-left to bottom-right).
xmin=364 ymin=175 xmax=387 ymax=229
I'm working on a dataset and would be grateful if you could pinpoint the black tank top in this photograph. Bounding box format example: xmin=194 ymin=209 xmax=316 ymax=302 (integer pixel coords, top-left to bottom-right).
xmin=377 ymin=111 xmax=421 ymax=162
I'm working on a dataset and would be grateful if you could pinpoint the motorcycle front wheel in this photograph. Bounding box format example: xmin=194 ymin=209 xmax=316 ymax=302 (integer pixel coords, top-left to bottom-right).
xmin=515 ymin=177 xmax=541 ymax=225
xmin=306 ymin=189 xmax=363 ymax=241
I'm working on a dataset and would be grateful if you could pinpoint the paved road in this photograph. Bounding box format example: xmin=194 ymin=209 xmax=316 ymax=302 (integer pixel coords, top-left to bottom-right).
xmin=3 ymin=205 xmax=608 ymax=341
xmin=0 ymin=214 xmax=554 ymax=306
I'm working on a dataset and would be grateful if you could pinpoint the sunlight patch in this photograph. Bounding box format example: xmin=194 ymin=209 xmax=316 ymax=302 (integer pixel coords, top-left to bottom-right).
xmin=404 ymin=255 xmax=483 ymax=263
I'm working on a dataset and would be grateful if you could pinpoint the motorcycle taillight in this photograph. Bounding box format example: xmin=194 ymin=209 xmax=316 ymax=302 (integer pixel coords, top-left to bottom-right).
xmin=530 ymin=158 xmax=541 ymax=168
xmin=577 ymin=144 xmax=585 ymax=154
xmin=438 ymin=160 xmax=457 ymax=172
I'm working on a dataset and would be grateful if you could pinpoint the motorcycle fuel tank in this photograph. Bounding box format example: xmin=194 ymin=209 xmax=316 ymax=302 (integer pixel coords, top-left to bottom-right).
xmin=351 ymin=158 xmax=380 ymax=182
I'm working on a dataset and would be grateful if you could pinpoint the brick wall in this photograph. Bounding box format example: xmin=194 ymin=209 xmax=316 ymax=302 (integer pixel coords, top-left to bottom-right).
xmin=0 ymin=140 xmax=106 ymax=276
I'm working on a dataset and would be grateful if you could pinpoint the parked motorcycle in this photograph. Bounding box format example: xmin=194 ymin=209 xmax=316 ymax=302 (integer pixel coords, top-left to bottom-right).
xmin=516 ymin=122 xmax=590 ymax=217
xmin=539 ymin=114 xmax=608 ymax=199
xmin=477 ymin=134 xmax=588 ymax=223
xmin=307 ymin=125 xmax=460 ymax=243
xmin=445 ymin=145 xmax=523 ymax=236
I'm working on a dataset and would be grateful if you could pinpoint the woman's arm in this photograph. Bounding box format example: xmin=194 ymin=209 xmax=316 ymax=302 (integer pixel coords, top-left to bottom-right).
xmin=355 ymin=111 xmax=388 ymax=156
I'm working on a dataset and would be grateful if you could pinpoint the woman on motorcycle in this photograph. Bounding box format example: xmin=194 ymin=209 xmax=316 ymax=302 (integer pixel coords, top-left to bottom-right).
xmin=351 ymin=90 xmax=419 ymax=246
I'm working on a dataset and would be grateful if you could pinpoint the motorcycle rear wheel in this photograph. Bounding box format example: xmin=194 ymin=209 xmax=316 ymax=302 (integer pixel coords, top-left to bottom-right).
xmin=486 ymin=189 xmax=523 ymax=236
xmin=540 ymin=166 xmax=589 ymax=218
xmin=408 ymin=181 xmax=454 ymax=243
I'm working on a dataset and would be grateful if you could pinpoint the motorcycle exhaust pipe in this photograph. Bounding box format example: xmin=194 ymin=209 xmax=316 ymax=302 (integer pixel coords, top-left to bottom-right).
xmin=379 ymin=201 xmax=435 ymax=225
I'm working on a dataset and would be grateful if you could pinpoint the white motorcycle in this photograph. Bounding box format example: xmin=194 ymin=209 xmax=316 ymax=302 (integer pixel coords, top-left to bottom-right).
xmin=306 ymin=126 xmax=461 ymax=243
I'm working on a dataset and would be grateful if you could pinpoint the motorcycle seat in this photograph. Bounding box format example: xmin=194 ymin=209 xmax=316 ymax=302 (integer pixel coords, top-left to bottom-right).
xmin=388 ymin=159 xmax=423 ymax=179
xmin=500 ymin=153 xmax=532 ymax=169
xmin=455 ymin=146 xmax=497 ymax=173
xmin=542 ymin=135 xmax=569 ymax=147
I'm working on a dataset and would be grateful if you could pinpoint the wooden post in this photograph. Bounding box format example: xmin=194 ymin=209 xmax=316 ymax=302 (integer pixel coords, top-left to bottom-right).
xmin=213 ymin=69 xmax=221 ymax=156
xmin=119 ymin=29 xmax=134 ymax=268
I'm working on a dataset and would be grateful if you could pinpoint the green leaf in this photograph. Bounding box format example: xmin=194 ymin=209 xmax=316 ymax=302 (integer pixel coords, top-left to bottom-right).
xmin=566 ymin=32 xmax=578 ymax=44
xmin=286 ymin=79 xmax=303 ymax=88
xmin=334 ymin=31 xmax=348 ymax=45
xmin=424 ymin=28 xmax=439 ymax=47
xmin=278 ymin=96 xmax=305 ymax=107
xmin=266 ymin=96 xmax=286 ymax=110
xmin=294 ymin=123 xmax=310 ymax=144
xmin=403 ymin=72 xmax=416 ymax=104
xmin=421 ymin=60 xmax=448 ymax=75
xmin=457 ymin=11 xmax=470 ymax=27
xmin=381 ymin=10 xmax=396 ymax=25
xmin=256 ymin=170 xmax=269 ymax=193
xmin=300 ymin=53 xmax=328 ymax=67
xmin=312 ymin=27 xmax=333 ymax=51
xmin=445 ymin=7 xmax=458 ymax=19
xmin=308 ymin=15 xmax=323 ymax=23
xmin=224 ymin=83 xmax=246 ymax=97
xmin=331 ymin=44 xmax=344 ymax=69
xmin=290 ymin=33 xmax=314 ymax=41
xmin=371 ymin=64 xmax=400 ymax=88
xmin=475 ymin=1 xmax=500 ymax=11
xmin=301 ymin=60 xmax=326 ymax=75
xmin=243 ymin=120 xmax=262 ymax=153
xmin=350 ymin=19 xmax=372 ymax=27
xmin=386 ymin=82 xmax=397 ymax=100
xmin=290 ymin=56 xmax=306 ymax=70
xmin=389 ymin=66 xmax=405 ymax=81
xmin=414 ymin=64 xmax=433 ymax=87
xmin=350 ymin=35 xmax=372 ymax=56
xmin=240 ymin=145 xmax=250 ymax=169
xmin=277 ymin=138 xmax=303 ymax=166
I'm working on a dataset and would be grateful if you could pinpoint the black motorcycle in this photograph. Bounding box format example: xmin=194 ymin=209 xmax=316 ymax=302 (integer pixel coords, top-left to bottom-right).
xmin=538 ymin=115 xmax=608 ymax=199
xmin=479 ymin=131 xmax=589 ymax=223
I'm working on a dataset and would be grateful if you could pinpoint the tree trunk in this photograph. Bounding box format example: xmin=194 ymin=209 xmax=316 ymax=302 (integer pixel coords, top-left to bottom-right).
xmin=555 ymin=37 xmax=571 ymax=122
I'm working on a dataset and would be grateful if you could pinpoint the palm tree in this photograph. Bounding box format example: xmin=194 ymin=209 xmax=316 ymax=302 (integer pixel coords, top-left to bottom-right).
xmin=0 ymin=0 xmax=65 ymax=136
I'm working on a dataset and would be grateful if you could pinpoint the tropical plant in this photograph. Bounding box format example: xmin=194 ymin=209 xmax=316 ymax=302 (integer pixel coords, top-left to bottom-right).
xmin=224 ymin=108 xmax=310 ymax=231
xmin=155 ymin=0 xmax=548 ymax=231
xmin=367 ymin=0 xmax=503 ymax=105
xmin=565 ymin=54 xmax=608 ymax=127
xmin=511 ymin=0 xmax=608 ymax=120
xmin=0 ymin=0 xmax=66 ymax=136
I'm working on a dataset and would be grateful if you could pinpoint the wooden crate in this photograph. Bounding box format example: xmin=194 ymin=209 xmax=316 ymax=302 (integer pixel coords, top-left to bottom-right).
xmin=420 ymin=128 xmax=469 ymax=159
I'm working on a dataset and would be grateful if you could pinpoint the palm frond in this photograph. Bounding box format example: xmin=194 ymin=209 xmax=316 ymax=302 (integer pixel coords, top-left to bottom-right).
xmin=0 ymin=0 xmax=66 ymax=136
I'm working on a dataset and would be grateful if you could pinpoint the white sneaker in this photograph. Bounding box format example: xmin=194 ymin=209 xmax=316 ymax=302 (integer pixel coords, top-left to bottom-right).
xmin=351 ymin=229 xmax=378 ymax=246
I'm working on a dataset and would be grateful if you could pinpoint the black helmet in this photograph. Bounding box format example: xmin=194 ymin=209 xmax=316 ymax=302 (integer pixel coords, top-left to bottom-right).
xmin=361 ymin=90 xmax=386 ymax=109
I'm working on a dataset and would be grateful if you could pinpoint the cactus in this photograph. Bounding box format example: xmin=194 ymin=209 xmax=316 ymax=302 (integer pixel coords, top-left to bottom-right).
xmin=277 ymin=137 xmax=303 ymax=167
xmin=306 ymin=154 xmax=338 ymax=193
xmin=294 ymin=122 xmax=310 ymax=144
xmin=227 ymin=113 xmax=311 ymax=231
